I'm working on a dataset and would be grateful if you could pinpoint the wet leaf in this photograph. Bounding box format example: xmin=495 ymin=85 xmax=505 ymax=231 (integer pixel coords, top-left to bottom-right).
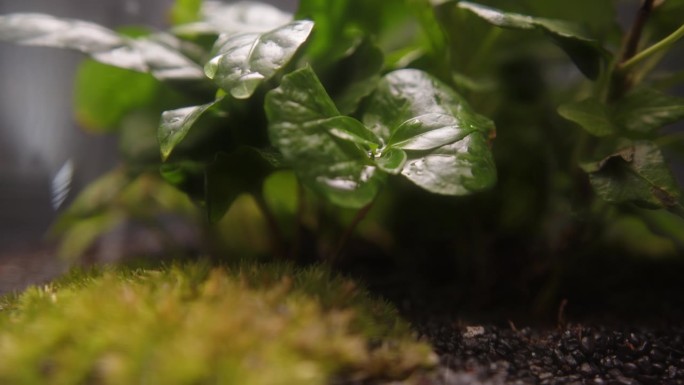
xmin=449 ymin=1 xmax=608 ymax=79
xmin=0 ymin=13 xmax=204 ymax=81
xmin=582 ymin=141 xmax=683 ymax=210
xmin=558 ymin=97 xmax=616 ymax=137
xmin=266 ymin=67 xmax=384 ymax=208
xmin=364 ymin=69 xmax=496 ymax=195
xmin=172 ymin=1 xmax=292 ymax=36
xmin=204 ymin=20 xmax=314 ymax=99
xmin=158 ymin=99 xmax=222 ymax=161
xmin=613 ymin=88 xmax=684 ymax=134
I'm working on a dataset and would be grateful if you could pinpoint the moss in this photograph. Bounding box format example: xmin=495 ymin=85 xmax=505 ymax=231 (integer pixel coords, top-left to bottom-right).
xmin=0 ymin=262 xmax=436 ymax=385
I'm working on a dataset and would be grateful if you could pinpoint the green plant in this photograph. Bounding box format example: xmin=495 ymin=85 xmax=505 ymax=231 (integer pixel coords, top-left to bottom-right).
xmin=0 ymin=261 xmax=436 ymax=384
xmin=1 ymin=0 xmax=684 ymax=262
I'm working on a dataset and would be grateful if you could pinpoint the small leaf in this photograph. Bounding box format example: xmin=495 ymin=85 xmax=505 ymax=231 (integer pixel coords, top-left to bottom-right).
xmin=158 ymin=99 xmax=222 ymax=161
xmin=453 ymin=1 xmax=608 ymax=79
xmin=582 ymin=141 xmax=683 ymax=210
xmin=266 ymin=67 xmax=384 ymax=208
xmin=0 ymin=14 xmax=204 ymax=81
xmin=364 ymin=69 xmax=496 ymax=195
xmin=375 ymin=148 xmax=407 ymax=175
xmin=172 ymin=1 xmax=292 ymax=36
xmin=613 ymin=88 xmax=684 ymax=134
xmin=558 ymin=97 xmax=616 ymax=137
xmin=204 ymin=20 xmax=314 ymax=99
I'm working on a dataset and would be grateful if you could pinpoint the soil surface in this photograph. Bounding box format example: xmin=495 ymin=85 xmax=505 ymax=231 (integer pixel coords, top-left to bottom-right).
xmin=415 ymin=321 xmax=684 ymax=385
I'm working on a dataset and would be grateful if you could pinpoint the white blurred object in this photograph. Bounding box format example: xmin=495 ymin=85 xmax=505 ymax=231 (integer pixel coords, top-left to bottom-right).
xmin=51 ymin=159 xmax=73 ymax=210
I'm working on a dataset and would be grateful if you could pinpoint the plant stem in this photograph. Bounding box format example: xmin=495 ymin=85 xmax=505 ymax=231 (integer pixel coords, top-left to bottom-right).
xmin=289 ymin=181 xmax=306 ymax=260
xmin=620 ymin=0 xmax=656 ymax=63
xmin=329 ymin=201 xmax=375 ymax=263
xmin=252 ymin=191 xmax=287 ymax=260
xmin=620 ymin=24 xmax=684 ymax=71
xmin=610 ymin=0 xmax=656 ymax=100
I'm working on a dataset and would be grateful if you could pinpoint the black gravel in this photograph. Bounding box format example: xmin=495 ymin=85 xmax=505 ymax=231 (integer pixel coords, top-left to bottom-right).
xmin=415 ymin=322 xmax=684 ymax=385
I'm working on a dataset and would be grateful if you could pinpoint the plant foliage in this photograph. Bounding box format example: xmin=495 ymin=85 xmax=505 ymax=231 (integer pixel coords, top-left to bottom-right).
xmin=1 ymin=0 xmax=684 ymax=260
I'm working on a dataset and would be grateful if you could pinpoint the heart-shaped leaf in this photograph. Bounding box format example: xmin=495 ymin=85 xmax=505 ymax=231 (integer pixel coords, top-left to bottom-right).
xmin=581 ymin=141 xmax=683 ymax=210
xmin=450 ymin=1 xmax=608 ymax=80
xmin=204 ymin=20 xmax=314 ymax=99
xmin=158 ymin=99 xmax=222 ymax=161
xmin=364 ymin=69 xmax=496 ymax=195
xmin=0 ymin=13 xmax=204 ymax=81
xmin=266 ymin=67 xmax=384 ymax=208
xmin=172 ymin=1 xmax=293 ymax=36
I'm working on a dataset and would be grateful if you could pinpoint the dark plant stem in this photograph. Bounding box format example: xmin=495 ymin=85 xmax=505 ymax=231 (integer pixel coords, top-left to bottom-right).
xmin=252 ymin=191 xmax=287 ymax=260
xmin=329 ymin=201 xmax=375 ymax=263
xmin=610 ymin=0 xmax=656 ymax=100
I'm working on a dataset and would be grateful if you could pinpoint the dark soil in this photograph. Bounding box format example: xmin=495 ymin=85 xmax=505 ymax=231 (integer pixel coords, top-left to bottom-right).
xmin=414 ymin=322 xmax=684 ymax=385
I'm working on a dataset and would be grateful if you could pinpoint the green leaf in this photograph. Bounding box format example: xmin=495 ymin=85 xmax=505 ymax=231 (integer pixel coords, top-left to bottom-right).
xmin=170 ymin=0 xmax=203 ymax=26
xmin=266 ymin=67 xmax=384 ymax=208
xmin=0 ymin=14 xmax=204 ymax=81
xmin=582 ymin=141 xmax=683 ymax=210
xmin=205 ymin=148 xmax=276 ymax=222
xmin=613 ymin=88 xmax=684 ymax=134
xmin=158 ymin=99 xmax=222 ymax=161
xmin=364 ymin=69 xmax=496 ymax=195
xmin=204 ymin=20 xmax=314 ymax=99
xmin=451 ymin=1 xmax=608 ymax=79
xmin=172 ymin=1 xmax=292 ymax=36
xmin=74 ymin=60 xmax=159 ymax=132
xmin=558 ymin=97 xmax=616 ymax=137
xmin=322 ymin=38 xmax=385 ymax=115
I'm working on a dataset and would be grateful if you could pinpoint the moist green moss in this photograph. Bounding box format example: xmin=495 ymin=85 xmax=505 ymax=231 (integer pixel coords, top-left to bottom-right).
xmin=0 ymin=262 xmax=436 ymax=384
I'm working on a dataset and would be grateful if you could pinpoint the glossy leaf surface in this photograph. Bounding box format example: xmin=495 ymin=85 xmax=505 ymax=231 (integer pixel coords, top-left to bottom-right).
xmin=0 ymin=13 xmax=204 ymax=81
xmin=158 ymin=99 xmax=222 ymax=161
xmin=364 ymin=69 xmax=496 ymax=195
xmin=451 ymin=1 xmax=607 ymax=79
xmin=266 ymin=67 xmax=384 ymax=208
xmin=582 ymin=141 xmax=683 ymax=210
xmin=205 ymin=20 xmax=314 ymax=99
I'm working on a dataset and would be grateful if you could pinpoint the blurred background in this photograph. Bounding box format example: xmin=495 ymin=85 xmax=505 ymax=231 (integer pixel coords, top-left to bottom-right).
xmin=0 ymin=0 xmax=297 ymax=292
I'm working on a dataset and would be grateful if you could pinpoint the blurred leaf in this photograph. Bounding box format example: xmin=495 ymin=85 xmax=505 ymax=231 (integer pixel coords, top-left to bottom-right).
xmin=158 ymin=99 xmax=222 ymax=161
xmin=613 ymin=88 xmax=684 ymax=134
xmin=296 ymin=0 xmax=414 ymax=65
xmin=57 ymin=212 xmax=126 ymax=260
xmin=205 ymin=148 xmax=276 ymax=222
xmin=558 ymin=97 xmax=616 ymax=137
xmin=0 ymin=13 xmax=204 ymax=81
xmin=364 ymin=69 xmax=497 ymax=195
xmin=266 ymin=67 xmax=384 ymax=208
xmin=325 ymin=38 xmax=385 ymax=115
xmin=170 ymin=0 xmax=203 ymax=25
xmin=444 ymin=1 xmax=608 ymax=79
xmin=582 ymin=141 xmax=683 ymax=210
xmin=204 ymin=20 xmax=314 ymax=99
xmin=172 ymin=1 xmax=292 ymax=36
xmin=74 ymin=60 xmax=159 ymax=132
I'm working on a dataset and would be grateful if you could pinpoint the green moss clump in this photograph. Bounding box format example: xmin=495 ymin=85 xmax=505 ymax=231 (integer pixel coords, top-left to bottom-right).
xmin=0 ymin=262 xmax=436 ymax=384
